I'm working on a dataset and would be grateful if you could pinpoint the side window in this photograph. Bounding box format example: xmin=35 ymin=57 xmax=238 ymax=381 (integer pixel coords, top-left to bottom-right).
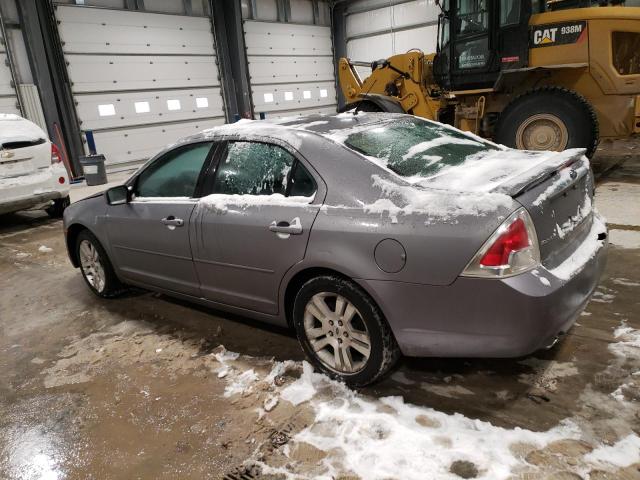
xmin=135 ymin=142 xmax=212 ymax=198
xmin=213 ymin=142 xmax=294 ymax=196
xmin=499 ymin=0 xmax=520 ymax=26
xmin=612 ymin=32 xmax=640 ymax=76
xmin=456 ymin=0 xmax=488 ymax=36
xmin=288 ymin=162 xmax=317 ymax=198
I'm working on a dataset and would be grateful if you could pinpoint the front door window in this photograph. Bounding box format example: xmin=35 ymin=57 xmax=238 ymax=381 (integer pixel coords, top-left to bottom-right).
xmin=135 ymin=142 xmax=213 ymax=198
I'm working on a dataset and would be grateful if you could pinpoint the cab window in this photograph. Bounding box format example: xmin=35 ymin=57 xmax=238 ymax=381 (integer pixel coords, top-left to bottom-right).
xmin=612 ymin=32 xmax=640 ymax=76
xmin=135 ymin=142 xmax=212 ymax=198
xmin=499 ymin=0 xmax=520 ymax=26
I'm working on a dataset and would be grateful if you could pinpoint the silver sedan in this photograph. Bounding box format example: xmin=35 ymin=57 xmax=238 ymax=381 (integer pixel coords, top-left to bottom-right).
xmin=64 ymin=113 xmax=607 ymax=386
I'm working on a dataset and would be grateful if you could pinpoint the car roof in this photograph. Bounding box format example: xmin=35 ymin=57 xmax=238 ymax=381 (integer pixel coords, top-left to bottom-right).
xmin=178 ymin=112 xmax=407 ymax=146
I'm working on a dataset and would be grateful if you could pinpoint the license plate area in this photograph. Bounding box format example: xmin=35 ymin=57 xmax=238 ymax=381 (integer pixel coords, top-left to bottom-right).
xmin=0 ymin=159 xmax=35 ymax=178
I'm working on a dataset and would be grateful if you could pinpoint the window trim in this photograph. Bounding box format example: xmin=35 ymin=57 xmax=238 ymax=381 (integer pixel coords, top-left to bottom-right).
xmin=201 ymin=139 xmax=319 ymax=201
xmin=127 ymin=141 xmax=217 ymax=201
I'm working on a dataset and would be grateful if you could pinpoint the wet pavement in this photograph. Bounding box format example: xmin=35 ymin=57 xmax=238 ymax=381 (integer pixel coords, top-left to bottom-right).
xmin=0 ymin=158 xmax=639 ymax=479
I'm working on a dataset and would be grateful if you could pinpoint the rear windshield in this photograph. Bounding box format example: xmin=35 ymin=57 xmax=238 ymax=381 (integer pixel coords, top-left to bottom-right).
xmin=343 ymin=118 xmax=499 ymax=178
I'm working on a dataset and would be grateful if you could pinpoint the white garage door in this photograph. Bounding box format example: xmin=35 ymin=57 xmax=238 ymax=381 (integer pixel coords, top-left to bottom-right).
xmin=244 ymin=20 xmax=337 ymax=119
xmin=0 ymin=29 xmax=20 ymax=116
xmin=55 ymin=5 xmax=226 ymax=170
xmin=346 ymin=0 xmax=440 ymax=79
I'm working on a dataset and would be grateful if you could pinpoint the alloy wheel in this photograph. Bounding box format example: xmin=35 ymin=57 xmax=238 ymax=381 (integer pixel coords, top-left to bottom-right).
xmin=303 ymin=292 xmax=372 ymax=374
xmin=79 ymin=239 xmax=106 ymax=293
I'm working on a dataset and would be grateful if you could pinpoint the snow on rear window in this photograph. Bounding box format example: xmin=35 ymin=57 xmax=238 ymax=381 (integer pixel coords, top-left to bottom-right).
xmin=343 ymin=118 xmax=498 ymax=178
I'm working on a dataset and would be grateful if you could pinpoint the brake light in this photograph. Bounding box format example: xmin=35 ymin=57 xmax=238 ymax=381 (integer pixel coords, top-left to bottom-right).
xmin=462 ymin=209 xmax=540 ymax=278
xmin=51 ymin=143 xmax=62 ymax=164
xmin=480 ymin=218 xmax=530 ymax=267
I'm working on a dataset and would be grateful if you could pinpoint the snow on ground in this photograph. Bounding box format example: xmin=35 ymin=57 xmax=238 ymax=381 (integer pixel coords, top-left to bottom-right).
xmin=38 ymin=245 xmax=53 ymax=253
xmin=610 ymin=323 xmax=640 ymax=357
xmin=211 ymin=347 xmax=639 ymax=480
xmin=583 ymin=434 xmax=640 ymax=469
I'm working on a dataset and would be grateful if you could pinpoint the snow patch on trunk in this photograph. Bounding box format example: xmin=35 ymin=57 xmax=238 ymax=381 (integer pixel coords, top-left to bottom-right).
xmin=548 ymin=213 xmax=607 ymax=281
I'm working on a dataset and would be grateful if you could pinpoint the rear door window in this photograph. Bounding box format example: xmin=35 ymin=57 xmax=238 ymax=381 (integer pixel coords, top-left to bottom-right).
xmin=344 ymin=118 xmax=498 ymax=178
xmin=211 ymin=141 xmax=316 ymax=198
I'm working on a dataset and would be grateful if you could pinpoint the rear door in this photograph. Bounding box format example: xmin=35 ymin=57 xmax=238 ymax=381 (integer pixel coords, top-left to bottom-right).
xmin=192 ymin=140 xmax=323 ymax=315
xmin=106 ymin=141 xmax=214 ymax=296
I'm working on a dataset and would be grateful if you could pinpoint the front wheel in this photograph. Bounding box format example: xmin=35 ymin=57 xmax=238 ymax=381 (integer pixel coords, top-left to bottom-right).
xmin=76 ymin=230 xmax=123 ymax=298
xmin=494 ymin=87 xmax=599 ymax=157
xmin=293 ymin=275 xmax=400 ymax=387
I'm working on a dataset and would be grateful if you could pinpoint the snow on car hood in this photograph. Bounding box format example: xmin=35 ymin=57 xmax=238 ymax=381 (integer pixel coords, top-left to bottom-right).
xmin=0 ymin=114 xmax=48 ymax=145
xmin=413 ymin=148 xmax=586 ymax=196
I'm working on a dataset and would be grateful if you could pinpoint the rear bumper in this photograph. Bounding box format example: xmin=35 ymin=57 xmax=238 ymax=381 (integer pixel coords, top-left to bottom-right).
xmin=0 ymin=165 xmax=69 ymax=215
xmin=359 ymin=227 xmax=608 ymax=358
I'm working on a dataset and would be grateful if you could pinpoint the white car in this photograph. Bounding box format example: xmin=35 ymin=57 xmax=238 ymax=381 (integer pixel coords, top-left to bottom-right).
xmin=0 ymin=114 xmax=70 ymax=217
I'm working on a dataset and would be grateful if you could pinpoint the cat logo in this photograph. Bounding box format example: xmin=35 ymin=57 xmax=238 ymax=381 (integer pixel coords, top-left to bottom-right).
xmin=530 ymin=21 xmax=587 ymax=49
xmin=534 ymin=28 xmax=558 ymax=45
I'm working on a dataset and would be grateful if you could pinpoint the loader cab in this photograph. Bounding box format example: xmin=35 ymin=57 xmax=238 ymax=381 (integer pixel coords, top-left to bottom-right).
xmin=433 ymin=0 xmax=532 ymax=91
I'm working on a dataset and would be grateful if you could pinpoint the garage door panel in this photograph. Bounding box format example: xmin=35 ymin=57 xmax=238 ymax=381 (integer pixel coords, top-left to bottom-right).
xmin=393 ymin=25 xmax=437 ymax=55
xmin=66 ymin=55 xmax=219 ymax=93
xmin=92 ymin=118 xmax=225 ymax=167
xmin=0 ymin=51 xmax=15 ymax=96
xmin=244 ymin=21 xmax=332 ymax=56
xmin=74 ymin=88 xmax=224 ymax=131
xmin=247 ymin=56 xmax=334 ymax=85
xmin=251 ymin=82 xmax=336 ymax=113
xmin=0 ymin=96 xmax=19 ymax=116
xmin=264 ymin=105 xmax=337 ymax=119
xmin=56 ymin=6 xmax=215 ymax=56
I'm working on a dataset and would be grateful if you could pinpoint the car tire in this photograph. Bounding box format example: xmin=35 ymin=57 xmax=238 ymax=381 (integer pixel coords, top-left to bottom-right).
xmin=293 ymin=275 xmax=400 ymax=387
xmin=75 ymin=229 xmax=123 ymax=298
xmin=46 ymin=195 xmax=70 ymax=218
xmin=494 ymin=87 xmax=599 ymax=158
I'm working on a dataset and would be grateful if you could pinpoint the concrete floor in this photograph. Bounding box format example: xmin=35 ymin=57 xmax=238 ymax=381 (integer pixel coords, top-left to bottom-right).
xmin=1 ymin=157 xmax=639 ymax=480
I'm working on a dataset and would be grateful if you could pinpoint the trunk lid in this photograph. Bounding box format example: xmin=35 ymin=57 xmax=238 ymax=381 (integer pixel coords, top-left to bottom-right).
xmin=416 ymin=148 xmax=593 ymax=267
xmin=0 ymin=114 xmax=50 ymax=179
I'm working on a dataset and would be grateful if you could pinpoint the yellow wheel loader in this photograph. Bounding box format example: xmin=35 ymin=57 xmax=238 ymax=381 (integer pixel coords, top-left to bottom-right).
xmin=338 ymin=0 xmax=640 ymax=157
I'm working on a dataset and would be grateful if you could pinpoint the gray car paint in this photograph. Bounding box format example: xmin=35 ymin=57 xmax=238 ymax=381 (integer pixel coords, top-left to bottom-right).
xmin=63 ymin=113 xmax=607 ymax=358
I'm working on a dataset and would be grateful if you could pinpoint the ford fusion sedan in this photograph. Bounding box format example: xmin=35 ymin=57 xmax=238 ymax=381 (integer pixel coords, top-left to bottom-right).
xmin=0 ymin=114 xmax=70 ymax=217
xmin=63 ymin=113 xmax=607 ymax=386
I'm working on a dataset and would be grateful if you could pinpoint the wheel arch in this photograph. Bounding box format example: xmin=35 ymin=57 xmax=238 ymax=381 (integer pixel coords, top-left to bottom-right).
xmin=65 ymin=223 xmax=90 ymax=267
xmin=281 ymin=265 xmax=385 ymax=330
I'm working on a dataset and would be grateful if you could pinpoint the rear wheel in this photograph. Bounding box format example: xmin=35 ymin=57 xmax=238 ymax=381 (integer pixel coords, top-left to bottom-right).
xmin=494 ymin=87 xmax=599 ymax=157
xmin=293 ymin=275 xmax=400 ymax=387
xmin=46 ymin=195 xmax=70 ymax=218
xmin=75 ymin=230 xmax=123 ymax=298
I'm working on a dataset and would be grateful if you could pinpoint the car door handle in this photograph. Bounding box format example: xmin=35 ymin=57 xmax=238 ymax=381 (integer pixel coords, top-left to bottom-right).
xmin=269 ymin=217 xmax=303 ymax=235
xmin=161 ymin=216 xmax=184 ymax=227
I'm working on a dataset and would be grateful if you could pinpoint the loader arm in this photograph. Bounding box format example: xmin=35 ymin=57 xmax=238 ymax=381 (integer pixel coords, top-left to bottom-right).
xmin=338 ymin=53 xmax=442 ymax=120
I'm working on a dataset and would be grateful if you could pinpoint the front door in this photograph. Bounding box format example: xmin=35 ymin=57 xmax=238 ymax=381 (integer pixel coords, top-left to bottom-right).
xmin=106 ymin=141 xmax=214 ymax=296
xmin=192 ymin=140 xmax=322 ymax=315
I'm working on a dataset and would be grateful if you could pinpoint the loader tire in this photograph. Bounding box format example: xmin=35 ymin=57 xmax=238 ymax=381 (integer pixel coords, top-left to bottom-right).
xmin=494 ymin=87 xmax=599 ymax=158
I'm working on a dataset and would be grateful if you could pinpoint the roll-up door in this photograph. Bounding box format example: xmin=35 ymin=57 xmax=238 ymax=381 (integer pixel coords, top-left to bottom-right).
xmin=0 ymin=28 xmax=20 ymax=116
xmin=346 ymin=0 xmax=440 ymax=79
xmin=244 ymin=20 xmax=337 ymax=119
xmin=55 ymin=5 xmax=226 ymax=170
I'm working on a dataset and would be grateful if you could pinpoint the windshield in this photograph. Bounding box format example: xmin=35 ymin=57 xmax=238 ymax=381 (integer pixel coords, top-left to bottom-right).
xmin=343 ymin=118 xmax=499 ymax=178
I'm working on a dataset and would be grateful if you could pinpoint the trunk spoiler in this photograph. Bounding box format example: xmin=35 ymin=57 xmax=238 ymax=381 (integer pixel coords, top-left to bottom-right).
xmin=491 ymin=149 xmax=586 ymax=198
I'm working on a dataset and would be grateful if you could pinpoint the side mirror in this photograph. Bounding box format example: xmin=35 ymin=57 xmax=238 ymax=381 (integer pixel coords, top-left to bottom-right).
xmin=106 ymin=185 xmax=130 ymax=205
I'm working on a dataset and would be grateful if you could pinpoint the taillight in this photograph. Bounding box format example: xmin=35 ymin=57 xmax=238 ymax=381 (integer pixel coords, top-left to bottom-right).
xmin=51 ymin=143 xmax=62 ymax=164
xmin=462 ymin=208 xmax=540 ymax=278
